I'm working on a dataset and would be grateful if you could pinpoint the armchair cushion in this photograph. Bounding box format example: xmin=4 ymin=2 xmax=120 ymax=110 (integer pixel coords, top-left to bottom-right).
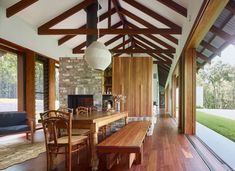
xmin=0 ymin=125 xmax=30 ymax=135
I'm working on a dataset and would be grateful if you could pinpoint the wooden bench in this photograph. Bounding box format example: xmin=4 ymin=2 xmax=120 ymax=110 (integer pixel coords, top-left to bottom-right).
xmin=97 ymin=121 xmax=150 ymax=169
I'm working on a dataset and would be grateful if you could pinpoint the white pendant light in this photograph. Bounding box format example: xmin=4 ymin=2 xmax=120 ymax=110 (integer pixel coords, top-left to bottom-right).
xmin=85 ymin=41 xmax=111 ymax=70
xmin=84 ymin=0 xmax=111 ymax=71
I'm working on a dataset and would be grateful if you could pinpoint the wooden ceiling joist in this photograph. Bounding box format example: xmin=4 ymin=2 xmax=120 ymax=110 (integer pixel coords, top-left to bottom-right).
xmin=210 ymin=26 xmax=235 ymax=46
xmin=38 ymin=0 xmax=96 ymax=32
xmin=123 ymin=0 xmax=182 ymax=30
xmin=153 ymin=61 xmax=171 ymax=64
xmin=157 ymin=0 xmax=187 ymax=17
xmin=58 ymin=8 xmax=117 ymax=45
xmin=6 ymin=0 xmax=38 ymax=18
xmin=120 ymin=8 xmax=180 ymax=44
xmin=38 ymin=28 xmax=181 ymax=35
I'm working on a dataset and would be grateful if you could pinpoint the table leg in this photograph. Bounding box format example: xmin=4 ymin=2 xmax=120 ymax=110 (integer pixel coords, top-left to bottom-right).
xmin=90 ymin=123 xmax=99 ymax=171
xmin=125 ymin=116 xmax=128 ymax=125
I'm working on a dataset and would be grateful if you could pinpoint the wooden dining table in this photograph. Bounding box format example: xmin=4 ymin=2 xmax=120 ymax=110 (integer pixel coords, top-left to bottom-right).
xmin=72 ymin=110 xmax=128 ymax=171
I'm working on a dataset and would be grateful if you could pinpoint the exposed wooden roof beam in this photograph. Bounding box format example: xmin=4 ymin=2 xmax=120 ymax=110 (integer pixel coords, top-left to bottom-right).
xmin=38 ymin=0 xmax=96 ymax=32
xmin=38 ymin=28 xmax=181 ymax=35
xmin=72 ymin=21 xmax=122 ymax=53
xmin=58 ymin=8 xmax=117 ymax=45
xmin=6 ymin=0 xmax=38 ymax=18
xmin=126 ymin=21 xmax=176 ymax=51
xmin=225 ymin=1 xmax=235 ymax=15
xmin=123 ymin=0 xmax=182 ymax=29
xmin=153 ymin=61 xmax=171 ymax=64
xmin=200 ymin=41 xmax=221 ymax=56
xmin=120 ymin=8 xmax=179 ymax=44
xmin=157 ymin=0 xmax=187 ymax=17
xmin=112 ymin=0 xmax=127 ymax=25
xmin=196 ymin=52 xmax=211 ymax=64
xmin=134 ymin=34 xmax=175 ymax=58
xmin=210 ymin=26 xmax=235 ymax=46
xmin=74 ymin=46 xmax=174 ymax=54
xmin=134 ymin=39 xmax=172 ymax=64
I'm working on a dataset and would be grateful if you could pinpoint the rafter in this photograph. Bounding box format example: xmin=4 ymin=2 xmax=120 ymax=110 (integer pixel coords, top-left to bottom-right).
xmin=38 ymin=0 xmax=96 ymax=32
xmin=120 ymin=8 xmax=179 ymax=44
xmin=157 ymin=0 xmax=187 ymax=17
xmin=58 ymin=8 xmax=117 ymax=45
xmin=196 ymin=52 xmax=211 ymax=64
xmin=123 ymin=0 xmax=182 ymax=29
xmin=225 ymin=1 xmax=235 ymax=15
xmin=134 ymin=34 xmax=174 ymax=59
xmin=200 ymin=41 xmax=220 ymax=56
xmin=112 ymin=0 xmax=127 ymax=25
xmin=210 ymin=26 xmax=235 ymax=46
xmin=126 ymin=21 xmax=175 ymax=51
xmin=72 ymin=21 xmax=122 ymax=53
xmin=153 ymin=61 xmax=171 ymax=64
xmin=134 ymin=39 xmax=172 ymax=64
xmin=6 ymin=0 xmax=38 ymax=18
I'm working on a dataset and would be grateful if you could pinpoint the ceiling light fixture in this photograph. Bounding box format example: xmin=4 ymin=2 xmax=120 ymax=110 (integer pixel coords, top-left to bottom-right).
xmin=85 ymin=0 xmax=111 ymax=71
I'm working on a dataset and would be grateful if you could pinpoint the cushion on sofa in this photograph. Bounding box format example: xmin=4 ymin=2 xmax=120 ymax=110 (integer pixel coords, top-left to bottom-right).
xmin=0 ymin=112 xmax=27 ymax=127
xmin=0 ymin=125 xmax=30 ymax=135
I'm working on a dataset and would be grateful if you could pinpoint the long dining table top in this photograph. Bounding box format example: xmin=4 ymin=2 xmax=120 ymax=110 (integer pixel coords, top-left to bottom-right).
xmin=72 ymin=111 xmax=128 ymax=124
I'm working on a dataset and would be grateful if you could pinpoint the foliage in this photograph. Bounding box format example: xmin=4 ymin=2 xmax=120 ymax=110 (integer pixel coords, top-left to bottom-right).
xmin=197 ymin=111 xmax=235 ymax=142
xmin=0 ymin=53 xmax=17 ymax=98
xmin=197 ymin=60 xmax=235 ymax=109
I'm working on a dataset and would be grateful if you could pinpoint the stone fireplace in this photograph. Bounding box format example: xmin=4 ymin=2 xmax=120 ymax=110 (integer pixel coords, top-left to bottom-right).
xmin=59 ymin=58 xmax=102 ymax=109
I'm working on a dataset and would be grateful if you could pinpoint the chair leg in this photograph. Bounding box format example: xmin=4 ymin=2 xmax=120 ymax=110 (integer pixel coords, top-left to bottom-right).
xmin=68 ymin=150 xmax=72 ymax=171
xmin=65 ymin=147 xmax=68 ymax=168
xmin=86 ymin=139 xmax=90 ymax=164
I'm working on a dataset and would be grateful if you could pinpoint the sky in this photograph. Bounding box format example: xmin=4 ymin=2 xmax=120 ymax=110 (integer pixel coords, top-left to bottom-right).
xmin=212 ymin=44 xmax=235 ymax=67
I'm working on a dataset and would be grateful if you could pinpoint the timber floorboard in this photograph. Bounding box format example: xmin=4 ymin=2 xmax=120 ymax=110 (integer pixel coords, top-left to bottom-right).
xmin=1 ymin=114 xmax=210 ymax=171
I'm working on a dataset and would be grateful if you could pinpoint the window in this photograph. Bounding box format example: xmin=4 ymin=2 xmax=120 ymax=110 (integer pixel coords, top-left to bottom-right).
xmin=0 ymin=50 xmax=18 ymax=111
xmin=55 ymin=65 xmax=59 ymax=109
xmin=35 ymin=56 xmax=49 ymax=123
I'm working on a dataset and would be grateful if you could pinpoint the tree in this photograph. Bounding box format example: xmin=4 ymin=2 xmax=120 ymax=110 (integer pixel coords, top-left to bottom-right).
xmin=197 ymin=60 xmax=235 ymax=109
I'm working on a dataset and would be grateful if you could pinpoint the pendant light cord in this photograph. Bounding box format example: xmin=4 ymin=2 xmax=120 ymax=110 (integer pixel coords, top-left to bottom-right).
xmin=97 ymin=0 xmax=100 ymax=40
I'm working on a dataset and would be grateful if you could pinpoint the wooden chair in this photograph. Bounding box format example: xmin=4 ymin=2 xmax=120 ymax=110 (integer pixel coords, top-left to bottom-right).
xmin=76 ymin=106 xmax=89 ymax=117
xmin=40 ymin=110 xmax=89 ymax=171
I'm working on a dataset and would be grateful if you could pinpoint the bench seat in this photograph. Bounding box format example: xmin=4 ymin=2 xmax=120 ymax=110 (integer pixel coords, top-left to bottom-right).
xmin=97 ymin=121 xmax=150 ymax=169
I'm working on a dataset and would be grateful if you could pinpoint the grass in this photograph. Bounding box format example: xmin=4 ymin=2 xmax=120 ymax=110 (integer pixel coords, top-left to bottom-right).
xmin=196 ymin=111 xmax=235 ymax=142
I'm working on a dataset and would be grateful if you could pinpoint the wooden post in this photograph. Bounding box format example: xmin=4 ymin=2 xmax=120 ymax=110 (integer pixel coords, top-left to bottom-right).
xmin=17 ymin=53 xmax=25 ymax=112
xmin=48 ymin=59 xmax=56 ymax=110
xmin=184 ymin=48 xmax=196 ymax=134
xmin=25 ymin=50 xmax=35 ymax=129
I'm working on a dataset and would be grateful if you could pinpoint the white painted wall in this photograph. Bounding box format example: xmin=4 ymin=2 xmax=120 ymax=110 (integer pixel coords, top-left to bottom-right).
xmin=0 ymin=7 xmax=79 ymax=59
xmin=165 ymin=0 xmax=204 ymax=87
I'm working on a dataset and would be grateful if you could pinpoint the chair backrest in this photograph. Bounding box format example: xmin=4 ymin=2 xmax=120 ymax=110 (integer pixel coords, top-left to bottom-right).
xmin=57 ymin=107 xmax=73 ymax=114
xmin=76 ymin=106 xmax=89 ymax=117
xmin=40 ymin=110 xmax=72 ymax=146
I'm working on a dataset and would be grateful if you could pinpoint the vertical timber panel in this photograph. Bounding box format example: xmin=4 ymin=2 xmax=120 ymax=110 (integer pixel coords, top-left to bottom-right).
xmin=48 ymin=59 xmax=56 ymax=110
xmin=184 ymin=49 xmax=196 ymax=134
xmin=112 ymin=57 xmax=152 ymax=117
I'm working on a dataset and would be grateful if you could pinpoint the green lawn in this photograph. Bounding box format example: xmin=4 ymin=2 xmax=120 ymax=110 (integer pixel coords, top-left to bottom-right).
xmin=196 ymin=111 xmax=235 ymax=142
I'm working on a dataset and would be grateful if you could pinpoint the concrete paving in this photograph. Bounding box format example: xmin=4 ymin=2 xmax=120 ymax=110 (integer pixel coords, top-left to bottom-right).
xmin=196 ymin=122 xmax=235 ymax=170
xmin=197 ymin=109 xmax=235 ymax=120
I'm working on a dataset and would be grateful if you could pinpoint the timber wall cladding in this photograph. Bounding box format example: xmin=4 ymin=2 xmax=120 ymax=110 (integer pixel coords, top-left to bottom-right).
xmin=112 ymin=57 xmax=152 ymax=117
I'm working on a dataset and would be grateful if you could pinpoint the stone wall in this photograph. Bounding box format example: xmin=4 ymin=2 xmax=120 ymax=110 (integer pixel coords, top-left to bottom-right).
xmin=59 ymin=58 xmax=102 ymax=108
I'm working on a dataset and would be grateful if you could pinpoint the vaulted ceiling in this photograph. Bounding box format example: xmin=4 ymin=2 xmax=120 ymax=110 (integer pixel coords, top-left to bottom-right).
xmin=0 ymin=0 xmax=190 ymax=86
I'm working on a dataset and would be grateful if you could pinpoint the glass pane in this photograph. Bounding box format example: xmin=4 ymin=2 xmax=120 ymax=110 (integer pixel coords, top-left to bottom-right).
xmin=55 ymin=66 xmax=59 ymax=109
xmin=0 ymin=51 xmax=18 ymax=111
xmin=35 ymin=61 xmax=44 ymax=123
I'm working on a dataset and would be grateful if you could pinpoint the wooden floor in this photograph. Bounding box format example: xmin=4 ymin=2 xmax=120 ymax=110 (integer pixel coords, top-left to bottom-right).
xmin=2 ymin=114 xmax=210 ymax=171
